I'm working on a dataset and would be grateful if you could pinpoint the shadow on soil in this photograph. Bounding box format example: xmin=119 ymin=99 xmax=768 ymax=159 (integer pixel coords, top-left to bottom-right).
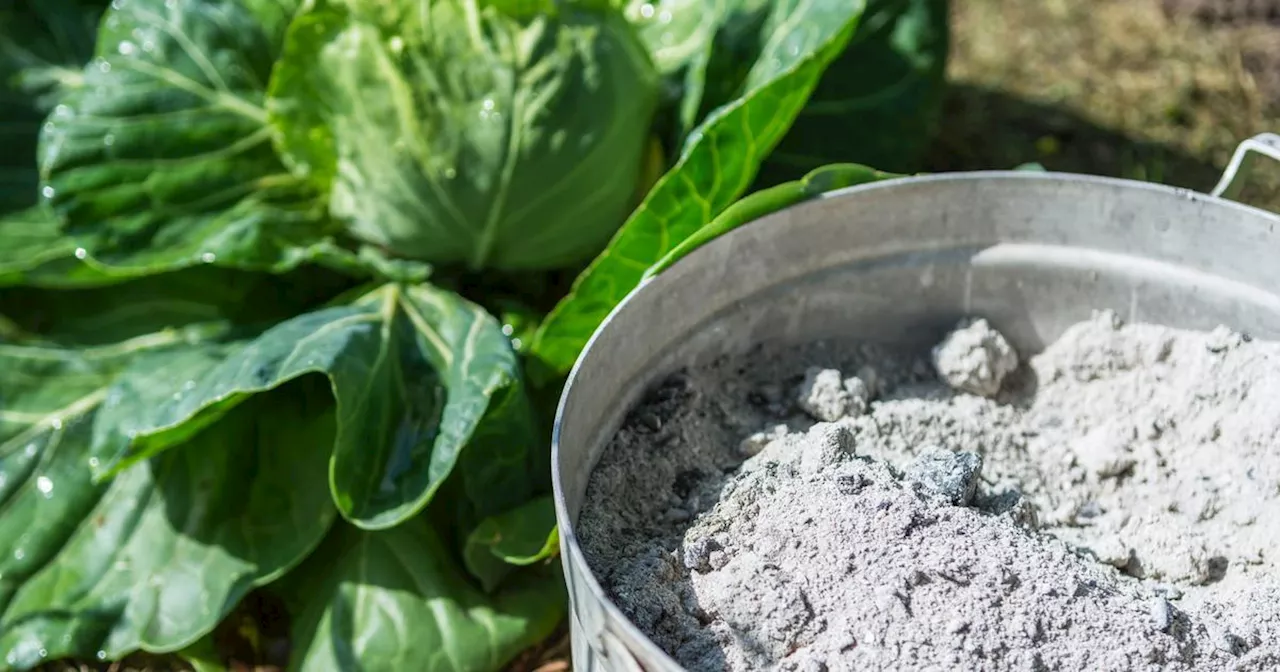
xmin=925 ymin=83 xmax=1226 ymax=191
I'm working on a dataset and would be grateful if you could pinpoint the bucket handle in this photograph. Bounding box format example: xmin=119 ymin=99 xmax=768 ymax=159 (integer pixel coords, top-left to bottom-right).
xmin=1210 ymin=132 xmax=1280 ymax=200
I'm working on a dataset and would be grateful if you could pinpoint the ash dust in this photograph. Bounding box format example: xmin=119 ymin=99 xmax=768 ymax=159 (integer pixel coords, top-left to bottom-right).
xmin=578 ymin=311 xmax=1280 ymax=671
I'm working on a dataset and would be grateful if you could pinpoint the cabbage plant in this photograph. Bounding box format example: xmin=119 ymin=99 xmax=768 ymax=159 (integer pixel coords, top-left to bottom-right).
xmin=0 ymin=0 xmax=945 ymax=669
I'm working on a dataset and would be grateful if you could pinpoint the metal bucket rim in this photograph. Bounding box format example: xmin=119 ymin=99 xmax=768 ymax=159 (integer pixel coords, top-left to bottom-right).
xmin=550 ymin=169 xmax=1280 ymax=669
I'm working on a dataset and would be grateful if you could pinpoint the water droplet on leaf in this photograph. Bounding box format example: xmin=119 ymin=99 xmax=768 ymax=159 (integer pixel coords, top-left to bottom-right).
xmin=98 ymin=60 xmax=112 ymax=74
xmin=658 ymin=9 xmax=672 ymax=22
xmin=41 ymin=186 xmax=55 ymax=199
xmin=501 ymin=324 xmax=514 ymax=336
xmin=118 ymin=41 xmax=135 ymax=56
xmin=88 ymin=457 xmax=100 ymax=468
xmin=12 ymin=549 xmax=24 ymax=561
xmin=111 ymin=0 xmax=125 ymax=9
xmin=389 ymin=36 xmax=405 ymax=54
xmin=49 ymin=418 xmax=62 ymax=430
xmin=36 ymin=476 xmax=53 ymax=495
xmin=103 ymin=134 xmax=115 ymax=147
xmin=639 ymin=3 xmax=654 ymax=18
xmin=37 ymin=649 xmax=47 ymax=658
xmin=97 ymin=651 xmax=108 ymax=661
xmin=201 ymin=252 xmax=216 ymax=263
xmin=443 ymin=167 xmax=457 ymax=179
xmin=74 ymin=247 xmax=87 ymax=259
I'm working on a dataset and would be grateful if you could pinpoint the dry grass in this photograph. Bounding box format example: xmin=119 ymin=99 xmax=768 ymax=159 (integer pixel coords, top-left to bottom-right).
xmin=928 ymin=0 xmax=1280 ymax=210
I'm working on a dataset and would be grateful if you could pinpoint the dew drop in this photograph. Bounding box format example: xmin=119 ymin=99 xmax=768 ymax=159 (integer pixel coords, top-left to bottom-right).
xmin=118 ymin=41 xmax=136 ymax=56
xmin=443 ymin=167 xmax=457 ymax=179
xmin=111 ymin=0 xmax=125 ymax=9
xmin=638 ymin=2 xmax=655 ymax=18
xmin=482 ymin=98 xmax=495 ymax=111
xmin=42 ymin=121 xmax=54 ymax=133
xmin=658 ymin=9 xmax=672 ymax=23
xmin=41 ymin=186 xmax=55 ymax=199
xmin=97 ymin=651 xmax=108 ymax=661
xmin=142 ymin=39 xmax=156 ymax=52
xmin=103 ymin=134 xmax=115 ymax=147
xmin=98 ymin=60 xmax=112 ymax=74
xmin=23 ymin=443 xmax=37 ymax=457
xmin=36 ymin=476 xmax=53 ymax=495
xmin=37 ymin=649 xmax=46 ymax=659
xmin=171 ymin=391 xmax=182 ymax=400
xmin=388 ymin=36 xmax=405 ymax=54
xmin=54 ymin=104 xmax=71 ymax=118
xmin=201 ymin=252 xmax=216 ymax=263
xmin=88 ymin=457 xmax=100 ymax=469
xmin=12 ymin=549 xmax=24 ymax=561
xmin=511 ymin=337 xmax=523 ymax=350
xmin=501 ymin=324 xmax=514 ymax=336
xmin=75 ymin=247 xmax=88 ymax=259
xmin=49 ymin=418 xmax=62 ymax=430
xmin=183 ymin=380 xmax=196 ymax=390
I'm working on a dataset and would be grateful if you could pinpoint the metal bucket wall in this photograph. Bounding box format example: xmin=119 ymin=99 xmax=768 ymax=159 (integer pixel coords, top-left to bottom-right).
xmin=552 ymin=171 xmax=1280 ymax=671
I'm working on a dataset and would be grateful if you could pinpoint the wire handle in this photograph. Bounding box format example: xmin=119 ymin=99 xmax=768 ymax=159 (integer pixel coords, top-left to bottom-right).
xmin=1210 ymin=133 xmax=1280 ymax=200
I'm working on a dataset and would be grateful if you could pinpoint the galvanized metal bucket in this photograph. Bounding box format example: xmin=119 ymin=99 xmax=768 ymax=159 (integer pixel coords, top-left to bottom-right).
xmin=552 ymin=134 xmax=1280 ymax=671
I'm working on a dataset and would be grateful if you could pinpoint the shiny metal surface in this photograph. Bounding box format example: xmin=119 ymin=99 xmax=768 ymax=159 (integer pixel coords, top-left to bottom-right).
xmin=552 ymin=170 xmax=1280 ymax=671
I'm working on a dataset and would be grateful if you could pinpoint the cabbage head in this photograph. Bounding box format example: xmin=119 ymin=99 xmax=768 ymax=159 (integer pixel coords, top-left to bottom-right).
xmin=268 ymin=0 xmax=660 ymax=271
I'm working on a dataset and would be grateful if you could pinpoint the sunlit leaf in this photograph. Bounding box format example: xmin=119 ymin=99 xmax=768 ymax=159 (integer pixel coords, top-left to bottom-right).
xmin=533 ymin=0 xmax=868 ymax=375
xmin=38 ymin=0 xmax=337 ymax=275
